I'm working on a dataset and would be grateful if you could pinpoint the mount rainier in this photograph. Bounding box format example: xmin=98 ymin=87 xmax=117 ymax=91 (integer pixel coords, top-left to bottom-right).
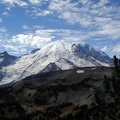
xmin=0 ymin=41 xmax=112 ymax=86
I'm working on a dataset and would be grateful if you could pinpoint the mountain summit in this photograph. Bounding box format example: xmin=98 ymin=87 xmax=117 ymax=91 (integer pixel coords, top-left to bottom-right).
xmin=0 ymin=41 xmax=112 ymax=86
xmin=0 ymin=51 xmax=17 ymax=68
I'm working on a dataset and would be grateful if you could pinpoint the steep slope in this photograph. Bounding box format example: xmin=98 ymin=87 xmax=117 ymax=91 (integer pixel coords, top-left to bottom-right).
xmin=0 ymin=67 xmax=115 ymax=120
xmin=0 ymin=51 xmax=17 ymax=68
xmin=0 ymin=51 xmax=17 ymax=81
xmin=0 ymin=41 xmax=112 ymax=86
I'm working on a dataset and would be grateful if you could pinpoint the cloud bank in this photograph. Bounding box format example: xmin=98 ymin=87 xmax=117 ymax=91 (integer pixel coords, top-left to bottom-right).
xmin=0 ymin=0 xmax=119 ymax=57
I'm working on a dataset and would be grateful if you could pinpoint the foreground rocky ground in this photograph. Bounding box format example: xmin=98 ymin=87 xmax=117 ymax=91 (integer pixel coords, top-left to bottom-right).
xmin=1 ymin=66 xmax=120 ymax=120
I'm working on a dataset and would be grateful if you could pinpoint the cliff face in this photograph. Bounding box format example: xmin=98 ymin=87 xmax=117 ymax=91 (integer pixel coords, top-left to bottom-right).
xmin=0 ymin=51 xmax=17 ymax=68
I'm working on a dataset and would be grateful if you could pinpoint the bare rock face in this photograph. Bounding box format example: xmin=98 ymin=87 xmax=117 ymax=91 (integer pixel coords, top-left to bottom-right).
xmin=40 ymin=63 xmax=61 ymax=73
xmin=0 ymin=51 xmax=17 ymax=81
xmin=71 ymin=44 xmax=80 ymax=54
xmin=0 ymin=51 xmax=17 ymax=68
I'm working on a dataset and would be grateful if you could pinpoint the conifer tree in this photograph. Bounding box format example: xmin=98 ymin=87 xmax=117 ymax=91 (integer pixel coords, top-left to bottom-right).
xmin=113 ymin=55 xmax=120 ymax=80
xmin=113 ymin=55 xmax=119 ymax=72
xmin=104 ymin=75 xmax=110 ymax=90
xmin=94 ymin=93 xmax=101 ymax=104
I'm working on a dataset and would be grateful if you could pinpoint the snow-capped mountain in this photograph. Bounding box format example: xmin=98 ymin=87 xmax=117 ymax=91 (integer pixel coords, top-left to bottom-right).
xmin=0 ymin=41 xmax=112 ymax=86
xmin=0 ymin=51 xmax=17 ymax=68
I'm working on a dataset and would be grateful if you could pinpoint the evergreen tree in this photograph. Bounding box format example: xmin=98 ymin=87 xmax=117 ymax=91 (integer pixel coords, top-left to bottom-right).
xmin=113 ymin=55 xmax=119 ymax=72
xmin=94 ymin=93 xmax=101 ymax=104
xmin=113 ymin=55 xmax=120 ymax=87
xmin=113 ymin=55 xmax=120 ymax=78
xmin=104 ymin=75 xmax=110 ymax=90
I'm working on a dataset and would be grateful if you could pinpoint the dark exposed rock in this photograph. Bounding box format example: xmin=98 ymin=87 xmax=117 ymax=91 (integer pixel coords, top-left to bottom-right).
xmin=0 ymin=51 xmax=17 ymax=68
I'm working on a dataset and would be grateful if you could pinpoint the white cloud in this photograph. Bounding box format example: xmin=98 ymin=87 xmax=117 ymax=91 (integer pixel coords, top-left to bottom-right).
xmin=35 ymin=29 xmax=55 ymax=37
xmin=1 ymin=44 xmax=32 ymax=56
xmin=22 ymin=25 xmax=29 ymax=30
xmin=106 ymin=44 xmax=120 ymax=57
xmin=78 ymin=0 xmax=90 ymax=5
xmin=33 ymin=25 xmax=44 ymax=29
xmin=36 ymin=10 xmax=52 ymax=16
xmin=49 ymin=0 xmax=92 ymax=26
xmin=101 ymin=46 xmax=108 ymax=52
xmin=98 ymin=21 xmax=120 ymax=39
xmin=1 ymin=27 xmax=119 ymax=57
xmin=0 ymin=0 xmax=28 ymax=7
xmin=3 ymin=44 xmax=19 ymax=51
xmin=2 ymin=12 xmax=9 ymax=16
xmin=28 ymin=7 xmax=52 ymax=17
xmin=93 ymin=0 xmax=110 ymax=8
xmin=0 ymin=18 xmax=3 ymax=22
xmin=0 ymin=27 xmax=7 ymax=33
xmin=29 ymin=0 xmax=41 ymax=5
xmin=11 ymin=33 xmax=53 ymax=48
xmin=48 ymin=0 xmax=120 ymax=40
xmin=0 ymin=0 xmax=119 ymax=57
xmin=22 ymin=0 xmax=120 ymax=41
xmin=10 ymin=28 xmax=85 ymax=48
xmin=9 ymin=27 xmax=119 ymax=57
xmin=113 ymin=44 xmax=120 ymax=53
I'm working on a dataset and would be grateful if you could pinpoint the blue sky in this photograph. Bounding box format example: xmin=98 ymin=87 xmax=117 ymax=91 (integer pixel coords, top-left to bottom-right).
xmin=0 ymin=0 xmax=120 ymax=57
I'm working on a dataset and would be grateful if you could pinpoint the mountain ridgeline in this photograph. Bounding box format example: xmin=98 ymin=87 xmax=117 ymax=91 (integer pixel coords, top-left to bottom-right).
xmin=0 ymin=51 xmax=17 ymax=68
xmin=0 ymin=41 xmax=112 ymax=87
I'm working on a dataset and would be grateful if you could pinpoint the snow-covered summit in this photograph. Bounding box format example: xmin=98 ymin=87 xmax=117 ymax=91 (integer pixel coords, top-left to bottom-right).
xmin=0 ymin=41 xmax=112 ymax=86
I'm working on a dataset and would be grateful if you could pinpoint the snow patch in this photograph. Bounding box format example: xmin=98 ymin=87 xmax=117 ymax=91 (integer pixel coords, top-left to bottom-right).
xmin=0 ymin=54 xmax=4 ymax=57
xmin=91 ymin=68 xmax=96 ymax=70
xmin=76 ymin=70 xmax=84 ymax=73
xmin=0 ymin=58 xmax=4 ymax=62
